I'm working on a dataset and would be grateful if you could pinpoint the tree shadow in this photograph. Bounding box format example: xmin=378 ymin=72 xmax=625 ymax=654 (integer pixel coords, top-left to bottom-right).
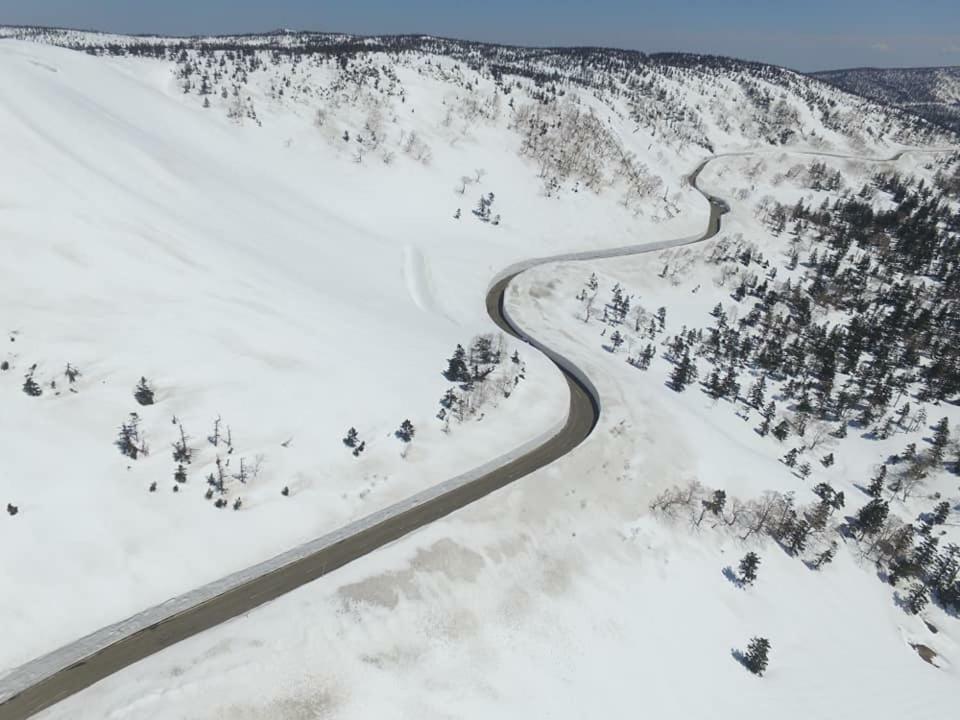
xmin=722 ymin=566 xmax=743 ymax=588
xmin=730 ymin=648 xmax=748 ymax=669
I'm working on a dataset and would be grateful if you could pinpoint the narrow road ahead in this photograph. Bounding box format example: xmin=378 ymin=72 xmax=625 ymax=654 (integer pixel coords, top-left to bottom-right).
xmin=0 ymin=148 xmax=943 ymax=720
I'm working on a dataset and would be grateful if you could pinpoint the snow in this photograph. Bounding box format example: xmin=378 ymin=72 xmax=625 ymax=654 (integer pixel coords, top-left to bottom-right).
xmin=31 ymin=147 xmax=960 ymax=719
xmin=2 ymin=32 xmax=958 ymax=718
xmin=0 ymin=37 xmax=714 ymax=673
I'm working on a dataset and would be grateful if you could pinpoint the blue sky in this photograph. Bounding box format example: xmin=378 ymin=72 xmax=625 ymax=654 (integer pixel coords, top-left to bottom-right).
xmin=1 ymin=0 xmax=958 ymax=71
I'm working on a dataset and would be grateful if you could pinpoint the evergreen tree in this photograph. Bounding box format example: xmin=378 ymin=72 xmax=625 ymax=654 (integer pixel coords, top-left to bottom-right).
xmin=395 ymin=419 xmax=416 ymax=442
xmin=811 ymin=543 xmax=837 ymax=570
xmin=22 ymin=368 xmax=42 ymax=397
xmin=697 ymin=489 xmax=727 ymax=526
xmin=172 ymin=422 xmax=192 ymax=464
xmin=670 ymin=349 xmax=696 ymax=392
xmin=748 ymin=375 xmax=767 ymax=409
xmin=343 ymin=427 xmax=359 ymax=448
xmin=931 ymin=544 xmax=960 ymax=591
xmin=772 ymin=420 xmax=790 ymax=442
xmin=610 ymin=330 xmax=624 ymax=352
xmin=786 ymin=519 xmax=810 ymax=555
xmin=930 ymin=500 xmax=951 ymax=526
xmin=64 ymin=363 xmax=81 ymax=384
xmin=904 ymin=582 xmax=929 ymax=615
xmin=134 ymin=377 xmax=155 ymax=406
xmin=782 ymin=448 xmax=799 ymax=468
xmin=742 ymin=637 xmax=771 ymax=676
xmin=116 ymin=413 xmax=146 ymax=460
xmin=913 ymin=533 xmax=940 ymax=572
xmin=722 ymin=366 xmax=741 ymax=400
xmin=443 ymin=344 xmax=471 ymax=382
xmin=856 ymin=498 xmax=890 ymax=538
xmin=866 ymin=466 xmax=887 ymax=498
xmin=706 ymin=367 xmax=723 ymax=398
xmin=738 ymin=552 xmax=760 ymax=585
xmin=931 ymin=417 xmax=950 ymax=462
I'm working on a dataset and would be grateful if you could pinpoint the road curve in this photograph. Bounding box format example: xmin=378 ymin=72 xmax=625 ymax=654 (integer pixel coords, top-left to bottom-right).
xmin=0 ymin=147 xmax=949 ymax=720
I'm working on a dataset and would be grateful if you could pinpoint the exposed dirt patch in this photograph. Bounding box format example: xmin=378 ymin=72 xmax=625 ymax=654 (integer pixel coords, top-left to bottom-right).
xmin=911 ymin=643 xmax=939 ymax=666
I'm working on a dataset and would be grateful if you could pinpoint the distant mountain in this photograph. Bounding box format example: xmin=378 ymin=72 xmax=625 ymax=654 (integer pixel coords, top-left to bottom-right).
xmin=1 ymin=24 xmax=951 ymax=152
xmin=813 ymin=66 xmax=960 ymax=135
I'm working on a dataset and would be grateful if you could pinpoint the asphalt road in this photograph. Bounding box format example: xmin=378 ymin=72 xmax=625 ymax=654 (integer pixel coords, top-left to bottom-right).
xmin=3 ymin=148 xmax=940 ymax=720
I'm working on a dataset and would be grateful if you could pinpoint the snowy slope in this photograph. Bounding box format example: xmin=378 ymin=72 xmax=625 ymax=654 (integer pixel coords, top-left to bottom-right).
xmin=814 ymin=66 xmax=960 ymax=135
xmin=0 ymin=29 xmax=951 ymax=683
xmin=30 ymin=149 xmax=960 ymax=720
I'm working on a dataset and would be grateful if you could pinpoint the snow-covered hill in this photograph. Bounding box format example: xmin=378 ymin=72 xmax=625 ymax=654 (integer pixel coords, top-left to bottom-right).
xmin=0 ymin=26 xmax=952 ymax=685
xmin=31 ymin=151 xmax=960 ymax=720
xmin=813 ymin=66 xmax=960 ymax=135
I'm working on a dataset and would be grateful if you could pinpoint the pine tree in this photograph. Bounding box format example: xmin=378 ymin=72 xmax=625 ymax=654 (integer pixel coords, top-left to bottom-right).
xmin=670 ymin=349 xmax=696 ymax=392
xmin=931 ymin=417 xmax=950 ymax=462
xmin=866 ymin=466 xmax=887 ymax=498
xmin=697 ymin=489 xmax=727 ymax=526
xmin=748 ymin=375 xmax=767 ymax=409
xmin=396 ymin=420 xmax=416 ymax=442
xmin=820 ymin=453 xmax=834 ymax=468
xmin=444 ymin=344 xmax=471 ymax=382
xmin=811 ymin=543 xmax=837 ymax=569
xmin=706 ymin=367 xmax=723 ymax=398
xmin=782 ymin=448 xmax=799 ymax=468
xmin=913 ymin=533 xmax=940 ymax=572
xmin=786 ymin=519 xmax=810 ymax=555
xmin=610 ymin=330 xmax=624 ymax=352
xmin=134 ymin=377 xmax=155 ymax=406
xmin=930 ymin=500 xmax=951 ymax=526
xmin=931 ymin=544 xmax=960 ymax=591
xmin=856 ymin=498 xmax=889 ymax=538
xmin=772 ymin=420 xmax=790 ymax=442
xmin=22 ymin=367 xmax=42 ymax=397
xmin=738 ymin=552 xmax=760 ymax=585
xmin=116 ymin=413 xmax=146 ymax=460
xmin=722 ymin=365 xmax=740 ymax=400
xmin=759 ymin=401 xmax=776 ymax=436
xmin=172 ymin=422 xmax=192 ymax=464
xmin=64 ymin=363 xmax=81 ymax=384
xmin=343 ymin=427 xmax=359 ymax=448
xmin=904 ymin=582 xmax=929 ymax=615
xmin=742 ymin=637 xmax=771 ymax=676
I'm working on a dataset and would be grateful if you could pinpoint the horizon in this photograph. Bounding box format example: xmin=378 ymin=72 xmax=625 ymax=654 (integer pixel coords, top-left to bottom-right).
xmin=4 ymin=22 xmax=960 ymax=75
xmin=1 ymin=0 xmax=959 ymax=72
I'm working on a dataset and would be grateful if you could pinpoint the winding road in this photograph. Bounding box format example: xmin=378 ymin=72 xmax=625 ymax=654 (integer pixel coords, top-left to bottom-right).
xmin=0 ymin=148 xmax=951 ymax=720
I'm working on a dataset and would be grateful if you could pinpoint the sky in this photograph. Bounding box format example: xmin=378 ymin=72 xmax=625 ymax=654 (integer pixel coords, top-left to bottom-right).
xmin=1 ymin=0 xmax=959 ymax=72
